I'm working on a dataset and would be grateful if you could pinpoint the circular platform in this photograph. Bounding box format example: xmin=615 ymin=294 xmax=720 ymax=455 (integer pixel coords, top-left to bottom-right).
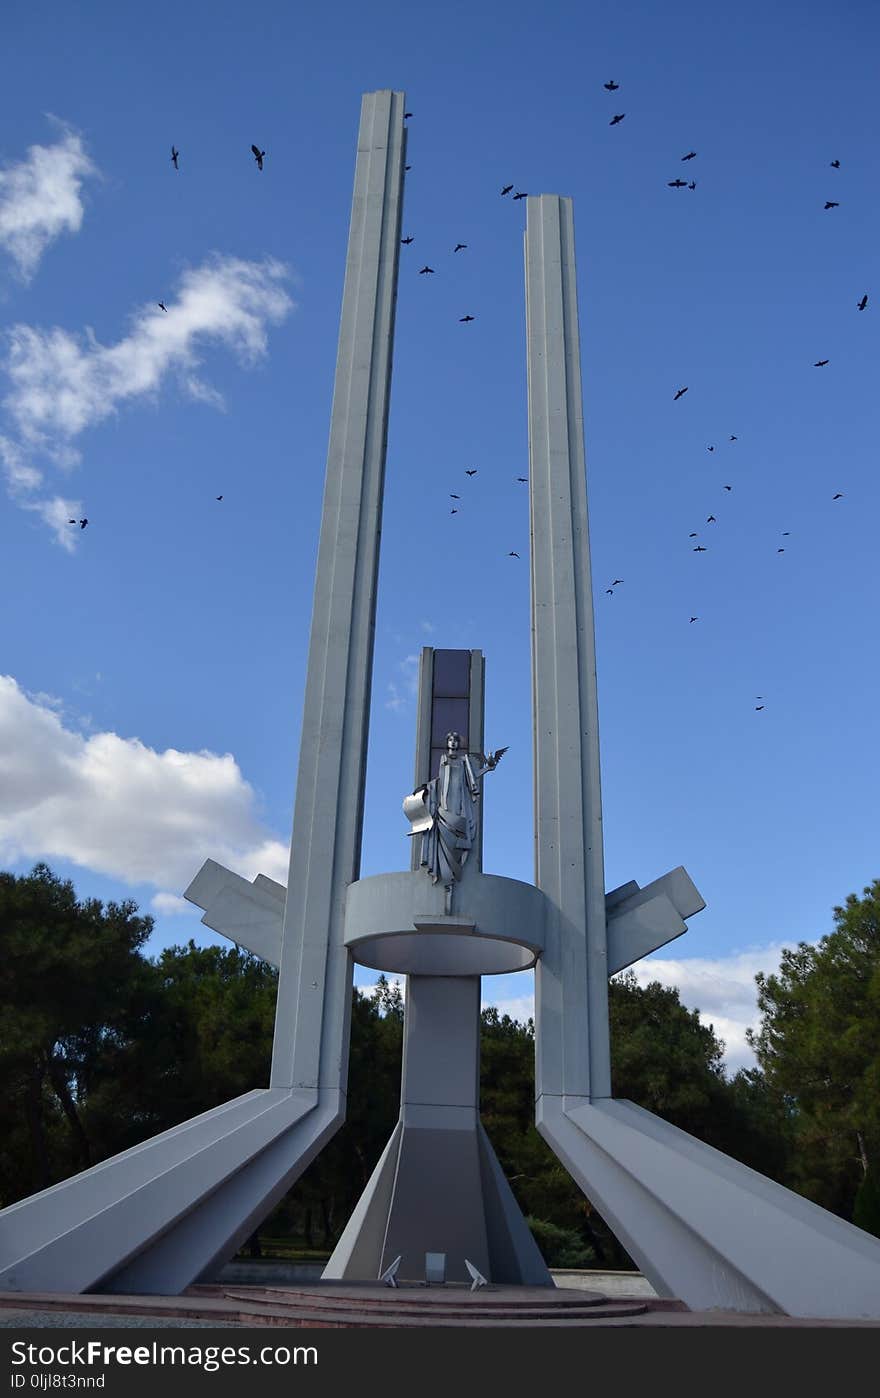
xmin=344 ymin=870 xmax=547 ymax=975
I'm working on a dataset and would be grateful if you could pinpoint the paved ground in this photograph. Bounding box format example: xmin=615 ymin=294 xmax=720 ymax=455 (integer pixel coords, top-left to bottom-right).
xmin=1 ymin=1279 xmax=878 ymax=1329
xmin=0 ymin=1309 xmax=240 ymax=1328
xmin=552 ymin=1270 xmax=658 ymax=1298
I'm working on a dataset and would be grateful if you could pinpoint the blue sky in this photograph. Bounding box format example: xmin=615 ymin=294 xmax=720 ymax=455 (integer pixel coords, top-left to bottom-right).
xmin=1 ymin=0 xmax=877 ymax=1071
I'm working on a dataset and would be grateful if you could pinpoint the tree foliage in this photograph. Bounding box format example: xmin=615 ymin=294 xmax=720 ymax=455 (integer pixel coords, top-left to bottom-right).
xmin=747 ymin=879 xmax=880 ymax=1216
xmin=0 ymin=863 xmax=155 ymax=1201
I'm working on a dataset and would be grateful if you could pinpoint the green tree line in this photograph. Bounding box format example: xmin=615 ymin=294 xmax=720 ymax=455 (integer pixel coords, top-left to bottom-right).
xmin=1 ymin=864 xmax=878 ymax=1264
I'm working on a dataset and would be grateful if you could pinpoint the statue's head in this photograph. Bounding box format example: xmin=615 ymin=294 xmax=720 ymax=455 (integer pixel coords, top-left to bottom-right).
xmin=445 ymin=732 xmax=462 ymax=752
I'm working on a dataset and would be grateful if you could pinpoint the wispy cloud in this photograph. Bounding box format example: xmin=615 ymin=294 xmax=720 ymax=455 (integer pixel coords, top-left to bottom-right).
xmin=1 ymin=254 xmax=294 ymax=544
xmin=151 ymin=892 xmax=200 ymax=917
xmin=0 ymin=675 xmax=289 ymax=907
xmin=385 ymin=653 xmax=420 ymax=712
xmin=0 ymin=125 xmax=98 ymax=281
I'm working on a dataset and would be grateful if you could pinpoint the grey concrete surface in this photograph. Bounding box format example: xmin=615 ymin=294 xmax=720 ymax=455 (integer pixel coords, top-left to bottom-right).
xmin=0 ymin=1309 xmax=241 ymax=1328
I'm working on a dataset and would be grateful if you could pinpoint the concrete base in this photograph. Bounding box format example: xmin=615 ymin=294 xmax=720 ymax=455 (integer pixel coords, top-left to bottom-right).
xmin=323 ymin=1117 xmax=551 ymax=1285
xmin=0 ymin=1091 xmax=343 ymax=1296
xmin=323 ymin=975 xmax=551 ymax=1287
xmin=538 ymin=1094 xmax=880 ymax=1319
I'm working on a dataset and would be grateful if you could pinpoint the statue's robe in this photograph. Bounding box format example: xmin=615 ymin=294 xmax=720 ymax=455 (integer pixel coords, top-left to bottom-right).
xmin=420 ymin=751 xmax=480 ymax=885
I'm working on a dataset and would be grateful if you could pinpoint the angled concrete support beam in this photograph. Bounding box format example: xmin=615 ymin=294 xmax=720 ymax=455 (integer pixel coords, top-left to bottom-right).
xmin=537 ymin=1095 xmax=880 ymax=1318
xmin=606 ymin=866 xmax=705 ymax=974
xmin=185 ymin=859 xmax=286 ymax=966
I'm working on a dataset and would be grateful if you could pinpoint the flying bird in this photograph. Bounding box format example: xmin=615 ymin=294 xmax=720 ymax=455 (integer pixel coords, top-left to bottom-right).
xmin=459 ymin=314 xmax=475 ymax=322
xmin=673 ymin=386 xmax=688 ymax=400
xmin=450 ymin=508 xmax=458 ymax=515
xmin=606 ymin=588 xmax=614 ymax=596
xmin=858 ymin=294 xmax=868 ymax=311
xmin=723 ymin=485 xmax=732 ymax=491
xmin=729 ymin=435 xmax=738 ymax=441
xmin=782 ymin=531 xmax=790 ymax=536
xmin=465 ymin=468 xmax=477 ymax=476
xmin=401 ymin=236 xmax=414 ymax=244
xmin=814 ymin=359 xmax=829 ymax=367
xmin=832 ymin=492 xmax=844 ymax=499
xmin=508 ymin=551 xmax=520 ymax=558
xmin=824 ymin=201 xmax=839 ymax=210
xmin=707 ymin=445 xmax=715 ymax=452
xmin=693 ymin=545 xmax=707 ymax=552
xmin=687 ymin=181 xmax=697 ymax=190
xmin=516 ymin=476 xmax=528 ymax=482
xmin=830 ymin=159 xmax=840 ymax=168
xmin=419 ymin=266 xmax=435 ymax=274
xmin=668 ymin=179 xmax=687 ymax=188
xmin=79 ymin=518 xmax=88 ymax=529
xmin=689 ymin=532 xmax=698 ymax=538
xmin=501 ymin=184 xmax=513 ymax=196
xmin=157 ymin=302 xmax=167 ymax=312
xmin=682 ymin=151 xmax=697 ymax=161
xmin=689 ymin=616 xmax=698 ymax=623
xmin=755 ymin=705 xmax=765 ymax=711
xmin=777 ymin=548 xmax=785 ymax=553
xmin=68 ymin=519 xmax=76 ymax=524
xmin=171 ymin=146 xmax=179 ymax=169
xmin=450 ymin=493 xmax=460 ymax=499
xmin=404 ymin=111 xmax=413 ymax=118
xmin=609 ymin=113 xmax=626 ymax=125
xmin=251 ymin=145 xmax=266 ymax=170
xmin=706 ymin=515 xmax=716 ymax=523
xmin=216 ymin=495 xmax=223 ymax=501
xmin=405 ymin=165 xmax=411 ymax=171
xmin=512 ymin=191 xmax=527 ymax=200
xmin=611 ymin=579 xmax=624 ymax=585
xmin=453 ymin=243 xmax=467 ymax=252
xmin=604 ymin=80 xmax=619 ymax=90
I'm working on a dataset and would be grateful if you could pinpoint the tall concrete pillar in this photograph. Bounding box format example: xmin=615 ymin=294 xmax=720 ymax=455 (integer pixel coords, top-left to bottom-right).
xmin=525 ymin=195 xmax=880 ymax=1318
xmin=525 ymin=195 xmax=611 ymax=1104
xmin=272 ymin=88 xmax=407 ymax=1092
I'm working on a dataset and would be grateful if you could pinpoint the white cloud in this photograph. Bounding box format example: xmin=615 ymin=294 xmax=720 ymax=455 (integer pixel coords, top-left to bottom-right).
xmin=625 ymin=945 xmax=793 ymax=1073
xmin=0 ymin=433 xmax=42 ymax=490
xmin=385 ymin=653 xmax=420 ymax=712
xmin=1 ymin=254 xmax=293 ymax=539
xmin=19 ymin=493 xmax=85 ymax=550
xmin=0 ymin=125 xmax=98 ymax=280
xmin=479 ymin=944 xmax=794 ymax=1074
xmin=482 ymin=990 xmax=535 ymax=1026
xmin=360 ymin=975 xmax=407 ymax=1008
xmin=0 ymin=676 xmax=289 ymax=907
xmin=151 ymin=892 xmax=199 ymax=917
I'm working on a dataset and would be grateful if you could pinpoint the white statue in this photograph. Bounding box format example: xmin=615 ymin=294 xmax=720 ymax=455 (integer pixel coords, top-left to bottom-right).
xmin=404 ymin=732 xmax=507 ymax=887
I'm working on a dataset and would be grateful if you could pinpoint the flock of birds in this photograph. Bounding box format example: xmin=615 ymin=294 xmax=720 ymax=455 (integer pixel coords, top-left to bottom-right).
xmin=386 ymin=86 xmax=869 ymax=719
xmin=63 ymin=98 xmax=869 ymax=720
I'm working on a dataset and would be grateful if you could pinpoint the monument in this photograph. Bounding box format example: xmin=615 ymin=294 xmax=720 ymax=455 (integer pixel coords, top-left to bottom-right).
xmin=2 ymin=90 xmax=880 ymax=1317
